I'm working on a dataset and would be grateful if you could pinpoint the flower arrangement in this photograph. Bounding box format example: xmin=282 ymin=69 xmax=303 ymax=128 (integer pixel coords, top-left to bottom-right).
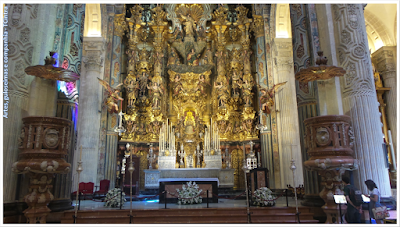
xmin=252 ymin=187 xmax=276 ymax=207
xmin=104 ymin=188 xmax=126 ymax=208
xmin=176 ymin=181 xmax=203 ymax=205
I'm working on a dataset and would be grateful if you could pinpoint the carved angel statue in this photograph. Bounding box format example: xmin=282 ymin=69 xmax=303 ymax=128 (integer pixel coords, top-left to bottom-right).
xmin=147 ymin=81 xmax=164 ymax=108
xmin=98 ymin=78 xmax=124 ymax=114
xmin=259 ymin=81 xmax=287 ymax=114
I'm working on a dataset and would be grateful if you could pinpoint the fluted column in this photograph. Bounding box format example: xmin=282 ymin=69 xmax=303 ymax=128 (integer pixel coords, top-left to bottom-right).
xmin=272 ymin=38 xmax=304 ymax=188
xmin=332 ymin=4 xmax=391 ymax=196
xmin=73 ymin=37 xmax=105 ymax=188
xmin=372 ymin=46 xmax=397 ymax=161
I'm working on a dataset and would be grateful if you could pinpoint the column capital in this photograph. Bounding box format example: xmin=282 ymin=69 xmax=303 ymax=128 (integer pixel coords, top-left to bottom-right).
xmin=372 ymin=46 xmax=397 ymax=77
xmin=82 ymin=37 xmax=105 ymax=72
xmin=251 ymin=15 xmax=265 ymax=38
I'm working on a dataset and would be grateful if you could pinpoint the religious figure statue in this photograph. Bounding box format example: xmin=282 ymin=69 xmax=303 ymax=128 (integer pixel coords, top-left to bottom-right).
xmin=231 ymin=71 xmax=241 ymax=97
xmin=259 ymin=82 xmax=287 ymax=114
xmin=187 ymin=48 xmax=200 ymax=66
xmin=149 ymin=121 xmax=161 ymax=135
xmin=181 ymin=14 xmax=196 ymax=37
xmin=195 ymin=74 xmax=209 ymax=95
xmin=239 ymin=77 xmax=254 ymax=106
xmin=242 ymin=119 xmax=255 ymax=135
xmin=203 ymin=48 xmax=214 ymax=65
xmin=147 ymin=82 xmax=164 ymax=109
xmin=372 ymin=63 xmax=383 ymax=88
xmin=233 ymin=121 xmax=242 ymax=134
xmin=138 ymin=72 xmax=149 ymax=97
xmin=173 ymin=26 xmax=184 ymax=42
xmin=173 ymin=74 xmax=185 ymax=95
xmin=124 ymin=72 xmax=139 ymax=107
xmin=167 ymin=48 xmax=181 ymax=66
xmin=126 ymin=49 xmax=136 ymax=65
xmin=126 ymin=120 xmax=134 ymax=134
xmin=217 ymin=120 xmax=227 ymax=133
xmin=98 ymin=78 xmax=124 ymax=114
xmin=214 ymin=79 xmax=229 ymax=108
xmin=215 ymin=51 xmax=228 ymax=74
xmin=195 ymin=25 xmax=206 ymax=41
xmin=225 ymin=122 xmax=233 ymax=134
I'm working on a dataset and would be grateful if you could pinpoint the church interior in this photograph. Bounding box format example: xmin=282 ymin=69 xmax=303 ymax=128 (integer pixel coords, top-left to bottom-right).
xmin=2 ymin=3 xmax=398 ymax=224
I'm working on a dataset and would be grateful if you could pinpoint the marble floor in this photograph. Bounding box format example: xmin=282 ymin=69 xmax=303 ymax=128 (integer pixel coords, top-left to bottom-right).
xmin=73 ymin=196 xmax=302 ymax=211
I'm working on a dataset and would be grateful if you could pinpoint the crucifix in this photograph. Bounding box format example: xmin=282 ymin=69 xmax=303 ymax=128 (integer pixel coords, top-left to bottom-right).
xmin=196 ymin=144 xmax=203 ymax=168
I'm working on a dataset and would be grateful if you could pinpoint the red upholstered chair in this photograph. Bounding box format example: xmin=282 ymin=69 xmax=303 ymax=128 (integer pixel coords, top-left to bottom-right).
xmin=71 ymin=182 xmax=86 ymax=200
xmin=82 ymin=182 xmax=94 ymax=199
xmin=72 ymin=182 xmax=86 ymax=195
xmin=94 ymin=179 xmax=110 ymax=197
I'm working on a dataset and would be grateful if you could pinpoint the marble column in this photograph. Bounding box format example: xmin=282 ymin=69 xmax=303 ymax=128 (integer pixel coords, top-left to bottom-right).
xmin=372 ymin=46 xmax=397 ymax=161
xmin=272 ymin=38 xmax=304 ymax=188
xmin=332 ymin=4 xmax=391 ymax=196
xmin=73 ymin=37 xmax=105 ymax=189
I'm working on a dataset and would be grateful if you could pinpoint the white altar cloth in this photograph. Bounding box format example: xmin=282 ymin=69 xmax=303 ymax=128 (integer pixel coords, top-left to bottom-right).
xmin=158 ymin=178 xmax=219 ymax=186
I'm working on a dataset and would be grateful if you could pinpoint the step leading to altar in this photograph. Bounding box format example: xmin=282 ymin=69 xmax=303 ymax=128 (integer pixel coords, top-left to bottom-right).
xmin=144 ymin=168 xmax=235 ymax=189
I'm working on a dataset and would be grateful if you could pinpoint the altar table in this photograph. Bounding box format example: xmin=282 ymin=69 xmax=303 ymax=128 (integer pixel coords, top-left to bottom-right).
xmin=159 ymin=178 xmax=219 ymax=203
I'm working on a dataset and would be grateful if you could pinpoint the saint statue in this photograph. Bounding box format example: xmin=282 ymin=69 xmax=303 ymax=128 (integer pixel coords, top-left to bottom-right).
xmin=138 ymin=72 xmax=149 ymax=97
xmin=167 ymin=48 xmax=181 ymax=66
xmin=187 ymin=48 xmax=200 ymax=66
xmin=147 ymin=82 xmax=164 ymax=109
xmin=173 ymin=74 xmax=184 ymax=95
xmin=98 ymin=78 xmax=124 ymax=114
xmin=214 ymin=80 xmax=229 ymax=108
xmin=195 ymin=74 xmax=209 ymax=95
xmin=181 ymin=14 xmax=196 ymax=37
xmin=231 ymin=71 xmax=241 ymax=97
xmin=239 ymin=77 xmax=253 ymax=106
xmin=124 ymin=72 xmax=139 ymax=107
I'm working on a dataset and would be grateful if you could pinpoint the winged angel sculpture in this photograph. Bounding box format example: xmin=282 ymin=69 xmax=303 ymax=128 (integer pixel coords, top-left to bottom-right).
xmin=259 ymin=82 xmax=287 ymax=114
xmin=98 ymin=78 xmax=124 ymax=114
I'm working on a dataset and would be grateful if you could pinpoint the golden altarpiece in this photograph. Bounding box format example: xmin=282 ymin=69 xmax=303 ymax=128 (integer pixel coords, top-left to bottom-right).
xmin=116 ymin=4 xmax=263 ymax=189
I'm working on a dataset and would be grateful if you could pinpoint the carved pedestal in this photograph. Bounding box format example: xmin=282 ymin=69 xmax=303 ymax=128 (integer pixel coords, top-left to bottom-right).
xmin=303 ymin=115 xmax=357 ymax=224
xmin=12 ymin=117 xmax=72 ymax=224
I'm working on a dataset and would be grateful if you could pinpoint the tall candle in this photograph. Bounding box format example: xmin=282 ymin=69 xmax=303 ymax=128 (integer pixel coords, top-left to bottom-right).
xmin=79 ymin=146 xmax=82 ymax=161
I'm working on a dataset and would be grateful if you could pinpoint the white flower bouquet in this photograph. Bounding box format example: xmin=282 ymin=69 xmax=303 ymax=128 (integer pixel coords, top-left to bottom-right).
xmin=176 ymin=181 xmax=203 ymax=205
xmin=104 ymin=188 xmax=126 ymax=208
xmin=252 ymin=187 xmax=276 ymax=207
